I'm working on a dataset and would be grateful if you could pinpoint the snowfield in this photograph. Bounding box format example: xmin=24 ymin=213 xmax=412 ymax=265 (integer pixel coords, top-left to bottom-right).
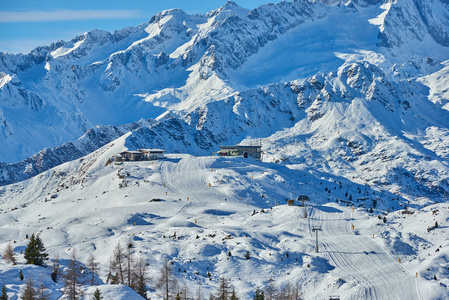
xmin=0 ymin=136 xmax=448 ymax=299
xmin=0 ymin=0 xmax=449 ymax=298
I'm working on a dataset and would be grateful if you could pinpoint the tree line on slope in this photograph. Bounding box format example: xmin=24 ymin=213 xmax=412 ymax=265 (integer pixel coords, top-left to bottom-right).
xmin=2 ymin=234 xmax=304 ymax=299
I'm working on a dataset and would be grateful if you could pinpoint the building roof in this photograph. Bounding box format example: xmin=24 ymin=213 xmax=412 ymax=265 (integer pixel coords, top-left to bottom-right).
xmin=219 ymin=145 xmax=262 ymax=150
xmin=138 ymin=149 xmax=165 ymax=153
xmin=118 ymin=151 xmax=142 ymax=155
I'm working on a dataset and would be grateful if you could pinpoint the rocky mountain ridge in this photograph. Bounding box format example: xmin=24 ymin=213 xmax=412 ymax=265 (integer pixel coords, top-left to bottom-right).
xmin=1 ymin=0 xmax=449 ymax=202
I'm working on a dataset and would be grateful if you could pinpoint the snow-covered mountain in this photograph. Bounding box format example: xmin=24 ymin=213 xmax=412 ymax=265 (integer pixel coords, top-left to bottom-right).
xmin=0 ymin=1 xmax=448 ymax=202
xmin=0 ymin=1 xmax=449 ymax=199
xmin=0 ymin=136 xmax=448 ymax=299
xmin=1 ymin=1 xmax=449 ymax=297
xmin=1 ymin=133 xmax=449 ymax=299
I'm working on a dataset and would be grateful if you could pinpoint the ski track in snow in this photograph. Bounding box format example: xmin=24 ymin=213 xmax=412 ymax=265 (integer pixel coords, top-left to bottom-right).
xmin=308 ymin=205 xmax=421 ymax=300
xmin=0 ymin=133 xmax=448 ymax=299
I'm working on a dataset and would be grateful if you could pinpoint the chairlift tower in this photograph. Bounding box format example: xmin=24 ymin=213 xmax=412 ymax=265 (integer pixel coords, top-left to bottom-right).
xmin=312 ymin=226 xmax=322 ymax=253
xmin=280 ymin=157 xmax=288 ymax=165
xmin=297 ymin=195 xmax=310 ymax=218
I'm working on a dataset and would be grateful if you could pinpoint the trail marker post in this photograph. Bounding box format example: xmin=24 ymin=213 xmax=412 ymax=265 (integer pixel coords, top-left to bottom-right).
xmin=312 ymin=226 xmax=322 ymax=253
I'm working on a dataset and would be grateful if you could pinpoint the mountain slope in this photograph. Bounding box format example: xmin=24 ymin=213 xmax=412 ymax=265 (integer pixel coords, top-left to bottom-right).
xmin=2 ymin=59 xmax=449 ymax=202
xmin=1 ymin=0 xmax=448 ymax=162
xmin=0 ymin=137 xmax=447 ymax=299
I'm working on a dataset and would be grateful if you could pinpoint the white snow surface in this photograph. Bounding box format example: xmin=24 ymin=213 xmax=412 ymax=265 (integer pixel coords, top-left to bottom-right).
xmin=0 ymin=1 xmax=449 ymax=297
xmin=418 ymin=59 xmax=449 ymax=110
xmin=0 ymin=137 xmax=448 ymax=299
xmin=0 ymin=0 xmax=449 ymax=163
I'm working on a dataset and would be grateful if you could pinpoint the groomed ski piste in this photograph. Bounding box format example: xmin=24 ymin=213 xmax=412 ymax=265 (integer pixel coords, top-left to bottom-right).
xmin=0 ymin=134 xmax=448 ymax=299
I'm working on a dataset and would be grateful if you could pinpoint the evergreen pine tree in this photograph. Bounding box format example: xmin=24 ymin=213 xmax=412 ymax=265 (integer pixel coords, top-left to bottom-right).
xmin=19 ymin=269 xmax=24 ymax=281
xmin=435 ymin=221 xmax=438 ymax=228
xmin=254 ymin=288 xmax=264 ymax=300
xmin=125 ymin=243 xmax=134 ymax=288
xmin=0 ymin=285 xmax=7 ymax=300
xmin=134 ymin=275 xmax=148 ymax=300
xmin=244 ymin=251 xmax=250 ymax=260
xmin=51 ymin=254 xmax=60 ymax=283
xmin=230 ymin=289 xmax=239 ymax=300
xmin=133 ymin=256 xmax=149 ymax=300
xmin=383 ymin=216 xmax=387 ymax=223
xmin=24 ymin=234 xmax=49 ymax=266
xmin=369 ymin=207 xmax=373 ymax=214
xmin=92 ymin=288 xmax=102 ymax=300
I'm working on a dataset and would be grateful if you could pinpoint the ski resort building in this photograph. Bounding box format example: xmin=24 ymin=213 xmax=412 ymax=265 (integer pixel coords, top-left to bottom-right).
xmin=218 ymin=145 xmax=263 ymax=160
xmin=117 ymin=149 xmax=165 ymax=161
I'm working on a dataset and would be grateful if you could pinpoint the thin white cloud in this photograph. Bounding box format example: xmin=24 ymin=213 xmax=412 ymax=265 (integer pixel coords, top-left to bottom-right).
xmin=0 ymin=9 xmax=143 ymax=23
xmin=0 ymin=39 xmax=56 ymax=54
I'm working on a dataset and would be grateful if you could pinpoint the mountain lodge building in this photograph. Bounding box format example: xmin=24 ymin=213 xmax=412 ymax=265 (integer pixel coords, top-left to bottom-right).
xmin=117 ymin=149 xmax=165 ymax=161
xmin=218 ymin=145 xmax=262 ymax=160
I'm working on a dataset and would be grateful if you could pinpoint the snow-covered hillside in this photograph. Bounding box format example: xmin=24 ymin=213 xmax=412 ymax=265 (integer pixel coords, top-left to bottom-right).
xmin=1 ymin=0 xmax=449 ymax=297
xmin=0 ymin=137 xmax=448 ymax=299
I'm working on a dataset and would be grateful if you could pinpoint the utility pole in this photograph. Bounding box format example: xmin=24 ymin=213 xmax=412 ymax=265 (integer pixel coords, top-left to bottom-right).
xmin=312 ymin=226 xmax=322 ymax=253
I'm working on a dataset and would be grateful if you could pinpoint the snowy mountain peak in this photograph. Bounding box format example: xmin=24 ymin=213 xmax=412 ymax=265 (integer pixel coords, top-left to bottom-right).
xmin=1 ymin=1 xmax=449 ymax=298
xmin=0 ymin=0 xmax=448 ymax=204
xmin=207 ymin=1 xmax=249 ymax=19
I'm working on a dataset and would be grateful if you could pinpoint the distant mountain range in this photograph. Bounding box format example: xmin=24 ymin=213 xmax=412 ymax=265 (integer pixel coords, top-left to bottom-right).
xmin=1 ymin=0 xmax=448 ymax=201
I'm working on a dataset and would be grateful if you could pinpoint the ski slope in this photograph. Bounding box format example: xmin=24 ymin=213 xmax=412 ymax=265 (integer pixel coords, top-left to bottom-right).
xmin=306 ymin=205 xmax=421 ymax=299
xmin=0 ymin=136 xmax=448 ymax=299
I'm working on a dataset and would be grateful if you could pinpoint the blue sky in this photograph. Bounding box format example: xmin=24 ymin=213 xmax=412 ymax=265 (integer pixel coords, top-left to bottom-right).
xmin=0 ymin=0 xmax=268 ymax=54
